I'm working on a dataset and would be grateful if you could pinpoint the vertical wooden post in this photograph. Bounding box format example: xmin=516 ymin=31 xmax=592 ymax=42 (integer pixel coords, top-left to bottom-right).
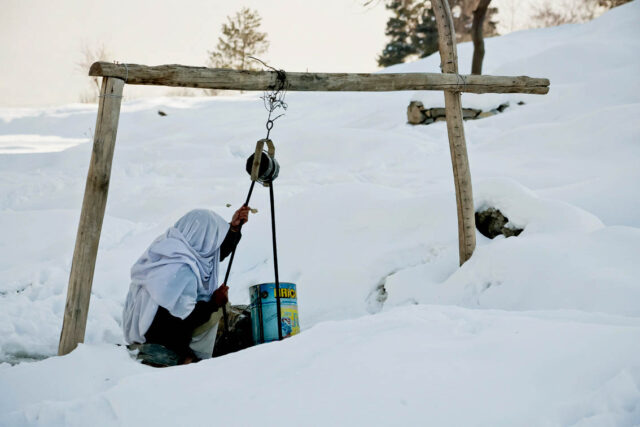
xmin=432 ymin=0 xmax=476 ymax=265
xmin=58 ymin=77 xmax=125 ymax=356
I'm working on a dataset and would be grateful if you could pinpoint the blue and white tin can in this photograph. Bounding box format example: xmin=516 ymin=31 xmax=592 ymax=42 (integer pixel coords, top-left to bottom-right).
xmin=249 ymin=282 xmax=300 ymax=344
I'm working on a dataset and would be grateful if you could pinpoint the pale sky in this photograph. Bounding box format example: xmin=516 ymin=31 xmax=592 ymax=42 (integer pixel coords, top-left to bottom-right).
xmin=1 ymin=0 xmax=390 ymax=107
xmin=1 ymin=0 xmax=542 ymax=107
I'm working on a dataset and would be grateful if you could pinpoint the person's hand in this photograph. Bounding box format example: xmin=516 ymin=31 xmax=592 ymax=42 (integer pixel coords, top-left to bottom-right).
xmin=213 ymin=284 xmax=229 ymax=307
xmin=231 ymin=205 xmax=251 ymax=228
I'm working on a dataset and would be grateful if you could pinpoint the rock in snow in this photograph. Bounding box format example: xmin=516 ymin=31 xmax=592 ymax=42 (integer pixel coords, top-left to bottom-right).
xmin=475 ymin=207 xmax=523 ymax=238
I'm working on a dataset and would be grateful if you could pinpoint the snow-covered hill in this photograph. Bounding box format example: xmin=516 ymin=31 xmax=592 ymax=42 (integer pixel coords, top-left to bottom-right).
xmin=1 ymin=2 xmax=639 ymax=425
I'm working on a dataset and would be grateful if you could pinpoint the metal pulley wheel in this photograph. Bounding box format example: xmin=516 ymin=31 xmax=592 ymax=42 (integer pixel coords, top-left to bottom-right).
xmin=246 ymin=138 xmax=279 ymax=185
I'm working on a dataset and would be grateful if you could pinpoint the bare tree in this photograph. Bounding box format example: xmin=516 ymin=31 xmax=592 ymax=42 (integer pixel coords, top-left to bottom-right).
xmin=532 ymin=0 xmax=600 ymax=28
xmin=598 ymin=0 xmax=632 ymax=7
xmin=450 ymin=0 xmax=498 ymax=42
xmin=77 ymin=44 xmax=111 ymax=103
xmin=471 ymin=0 xmax=492 ymax=75
xmin=501 ymin=0 xmax=519 ymax=33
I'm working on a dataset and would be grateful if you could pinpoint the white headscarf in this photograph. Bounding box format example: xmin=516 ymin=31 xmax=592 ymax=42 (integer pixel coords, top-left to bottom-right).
xmin=122 ymin=209 xmax=230 ymax=344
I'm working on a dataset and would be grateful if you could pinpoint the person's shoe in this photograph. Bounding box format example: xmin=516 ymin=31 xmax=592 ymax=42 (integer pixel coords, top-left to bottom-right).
xmin=128 ymin=343 xmax=181 ymax=367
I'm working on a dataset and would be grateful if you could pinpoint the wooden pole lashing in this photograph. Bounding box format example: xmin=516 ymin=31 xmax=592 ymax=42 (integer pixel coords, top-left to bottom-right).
xmin=432 ymin=0 xmax=477 ymax=265
xmin=58 ymin=77 xmax=125 ymax=356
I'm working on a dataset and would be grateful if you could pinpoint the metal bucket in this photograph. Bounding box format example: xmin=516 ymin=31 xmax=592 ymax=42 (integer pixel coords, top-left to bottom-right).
xmin=249 ymin=282 xmax=300 ymax=344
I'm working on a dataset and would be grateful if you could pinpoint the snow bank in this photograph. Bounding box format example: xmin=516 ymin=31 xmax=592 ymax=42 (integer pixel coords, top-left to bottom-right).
xmin=1 ymin=2 xmax=640 ymax=425
xmin=0 ymin=135 xmax=89 ymax=154
xmin=2 ymin=306 xmax=640 ymax=426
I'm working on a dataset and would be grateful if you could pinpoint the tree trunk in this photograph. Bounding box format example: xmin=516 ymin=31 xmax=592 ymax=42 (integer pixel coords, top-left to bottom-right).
xmin=432 ymin=0 xmax=477 ymax=265
xmin=471 ymin=0 xmax=492 ymax=75
xmin=58 ymin=77 xmax=124 ymax=356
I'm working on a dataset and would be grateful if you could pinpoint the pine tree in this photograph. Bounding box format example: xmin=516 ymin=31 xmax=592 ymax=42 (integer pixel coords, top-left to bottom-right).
xmin=377 ymin=1 xmax=417 ymax=67
xmin=411 ymin=5 xmax=439 ymax=59
xmin=377 ymin=0 xmax=499 ymax=68
xmin=208 ymin=7 xmax=269 ymax=71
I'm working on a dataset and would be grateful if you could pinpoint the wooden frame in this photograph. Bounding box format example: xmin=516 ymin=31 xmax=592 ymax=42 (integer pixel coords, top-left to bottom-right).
xmin=58 ymin=0 xmax=549 ymax=356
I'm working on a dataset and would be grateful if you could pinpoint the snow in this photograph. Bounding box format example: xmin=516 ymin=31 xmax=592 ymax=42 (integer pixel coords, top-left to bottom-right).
xmin=0 ymin=135 xmax=89 ymax=154
xmin=3 ymin=307 xmax=640 ymax=426
xmin=1 ymin=2 xmax=640 ymax=425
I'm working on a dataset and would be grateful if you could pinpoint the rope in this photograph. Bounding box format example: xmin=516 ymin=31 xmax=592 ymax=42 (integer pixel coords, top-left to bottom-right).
xmin=219 ymin=178 xmax=283 ymax=342
xmin=456 ymin=73 xmax=467 ymax=93
xmin=111 ymin=61 xmax=129 ymax=83
xmin=268 ymin=181 xmax=283 ymax=341
xmin=222 ymin=181 xmax=256 ymax=286
xmin=219 ymin=57 xmax=287 ymax=343
xmin=99 ymin=62 xmax=127 ymax=99
xmin=220 ymin=180 xmax=256 ymax=337
xmin=99 ymin=62 xmax=128 ymax=99
xmin=251 ymin=57 xmax=286 ymax=340
xmin=248 ymin=56 xmax=288 ymax=140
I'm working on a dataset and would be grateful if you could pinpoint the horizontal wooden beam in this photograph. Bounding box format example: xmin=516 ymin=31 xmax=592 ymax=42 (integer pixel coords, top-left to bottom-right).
xmin=90 ymin=62 xmax=549 ymax=95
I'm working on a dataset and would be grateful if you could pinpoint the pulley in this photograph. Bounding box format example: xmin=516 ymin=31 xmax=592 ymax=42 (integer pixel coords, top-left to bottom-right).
xmin=222 ymin=62 xmax=288 ymax=343
xmin=246 ymin=138 xmax=279 ymax=186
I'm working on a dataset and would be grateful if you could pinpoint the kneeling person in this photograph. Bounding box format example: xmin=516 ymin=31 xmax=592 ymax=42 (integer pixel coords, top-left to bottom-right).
xmin=122 ymin=207 xmax=250 ymax=363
